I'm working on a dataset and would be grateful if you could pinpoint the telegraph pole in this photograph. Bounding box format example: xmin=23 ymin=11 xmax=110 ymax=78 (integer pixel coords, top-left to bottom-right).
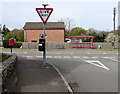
xmin=113 ymin=7 xmax=116 ymax=32
xmin=113 ymin=7 xmax=116 ymax=49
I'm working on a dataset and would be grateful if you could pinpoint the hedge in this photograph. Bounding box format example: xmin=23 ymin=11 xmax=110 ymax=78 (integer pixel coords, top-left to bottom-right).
xmin=3 ymin=40 xmax=22 ymax=48
xmin=3 ymin=40 xmax=9 ymax=48
xmin=14 ymin=41 xmax=22 ymax=48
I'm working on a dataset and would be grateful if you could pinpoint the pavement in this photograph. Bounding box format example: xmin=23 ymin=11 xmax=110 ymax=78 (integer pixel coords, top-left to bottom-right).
xmin=3 ymin=56 xmax=71 ymax=93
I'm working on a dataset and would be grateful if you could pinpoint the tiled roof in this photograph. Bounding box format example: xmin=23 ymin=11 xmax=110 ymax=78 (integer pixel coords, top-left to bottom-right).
xmin=23 ymin=22 xmax=65 ymax=30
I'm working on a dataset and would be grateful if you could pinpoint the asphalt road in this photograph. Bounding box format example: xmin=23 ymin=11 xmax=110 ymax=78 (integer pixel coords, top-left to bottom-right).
xmin=2 ymin=48 xmax=118 ymax=93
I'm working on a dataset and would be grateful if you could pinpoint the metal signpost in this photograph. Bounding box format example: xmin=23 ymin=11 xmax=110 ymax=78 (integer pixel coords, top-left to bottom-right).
xmin=36 ymin=4 xmax=53 ymax=67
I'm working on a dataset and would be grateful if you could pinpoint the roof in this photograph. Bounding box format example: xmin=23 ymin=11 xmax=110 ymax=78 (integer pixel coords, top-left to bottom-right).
xmin=23 ymin=22 xmax=65 ymax=30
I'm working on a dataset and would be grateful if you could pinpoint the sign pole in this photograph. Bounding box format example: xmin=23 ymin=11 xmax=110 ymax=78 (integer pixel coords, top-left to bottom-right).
xmin=43 ymin=24 xmax=46 ymax=67
xmin=11 ymin=47 xmax=12 ymax=53
xmin=36 ymin=4 xmax=53 ymax=68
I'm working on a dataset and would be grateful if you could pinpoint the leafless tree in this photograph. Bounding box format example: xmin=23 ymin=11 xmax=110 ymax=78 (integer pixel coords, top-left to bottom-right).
xmin=58 ymin=18 xmax=75 ymax=32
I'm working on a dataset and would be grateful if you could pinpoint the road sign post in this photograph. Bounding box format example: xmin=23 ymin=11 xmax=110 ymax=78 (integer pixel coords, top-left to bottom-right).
xmin=43 ymin=24 xmax=46 ymax=67
xmin=36 ymin=4 xmax=53 ymax=67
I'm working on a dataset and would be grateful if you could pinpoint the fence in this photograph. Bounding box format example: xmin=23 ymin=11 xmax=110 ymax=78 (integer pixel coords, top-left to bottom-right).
xmin=22 ymin=42 xmax=119 ymax=49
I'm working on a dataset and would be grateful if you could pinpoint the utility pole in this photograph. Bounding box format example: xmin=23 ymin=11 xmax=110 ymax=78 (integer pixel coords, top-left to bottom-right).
xmin=113 ymin=7 xmax=116 ymax=49
xmin=113 ymin=7 xmax=116 ymax=32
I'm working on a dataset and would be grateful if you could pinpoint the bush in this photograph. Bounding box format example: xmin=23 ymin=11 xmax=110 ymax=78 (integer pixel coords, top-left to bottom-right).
xmin=3 ymin=40 xmax=9 ymax=48
xmin=3 ymin=40 xmax=22 ymax=48
xmin=14 ymin=41 xmax=22 ymax=48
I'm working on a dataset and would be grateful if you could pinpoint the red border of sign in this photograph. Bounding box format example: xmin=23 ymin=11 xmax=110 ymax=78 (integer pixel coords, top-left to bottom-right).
xmin=36 ymin=8 xmax=53 ymax=24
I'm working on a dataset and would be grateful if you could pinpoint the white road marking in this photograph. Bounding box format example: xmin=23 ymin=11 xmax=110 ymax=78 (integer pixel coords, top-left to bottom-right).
xmin=64 ymin=56 xmax=70 ymax=58
xmin=70 ymin=53 xmax=74 ymax=55
xmin=109 ymin=58 xmax=118 ymax=62
xmin=102 ymin=57 xmax=118 ymax=62
xmin=84 ymin=60 xmax=109 ymax=70
xmin=46 ymin=56 xmax=53 ymax=58
xmin=83 ymin=57 xmax=89 ymax=59
xmin=103 ymin=57 xmax=110 ymax=58
xmin=57 ymin=53 xmax=60 ymax=54
xmin=85 ymin=53 xmax=118 ymax=55
xmin=36 ymin=56 xmax=43 ymax=58
xmin=54 ymin=56 xmax=61 ymax=58
xmin=73 ymin=56 xmax=80 ymax=58
xmin=5 ymin=52 xmax=28 ymax=54
xmin=103 ymin=57 xmax=117 ymax=58
xmin=91 ymin=57 xmax=98 ymax=58
xmin=26 ymin=56 xmax=33 ymax=58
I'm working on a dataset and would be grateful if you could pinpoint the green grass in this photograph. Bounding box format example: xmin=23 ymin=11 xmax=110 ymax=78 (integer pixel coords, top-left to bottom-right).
xmin=95 ymin=48 xmax=120 ymax=49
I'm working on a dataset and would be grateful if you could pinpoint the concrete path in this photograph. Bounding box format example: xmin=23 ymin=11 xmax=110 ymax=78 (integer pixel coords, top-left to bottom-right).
xmin=4 ymin=56 xmax=70 ymax=93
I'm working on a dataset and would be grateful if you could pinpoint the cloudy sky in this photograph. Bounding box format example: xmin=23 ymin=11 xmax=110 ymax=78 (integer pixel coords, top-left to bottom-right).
xmin=0 ymin=0 xmax=120 ymax=31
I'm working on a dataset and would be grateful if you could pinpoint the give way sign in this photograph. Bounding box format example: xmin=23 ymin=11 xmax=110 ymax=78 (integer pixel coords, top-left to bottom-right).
xmin=36 ymin=8 xmax=53 ymax=24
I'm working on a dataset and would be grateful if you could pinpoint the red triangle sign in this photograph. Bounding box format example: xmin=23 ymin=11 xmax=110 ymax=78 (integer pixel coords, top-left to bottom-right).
xmin=36 ymin=8 xmax=53 ymax=24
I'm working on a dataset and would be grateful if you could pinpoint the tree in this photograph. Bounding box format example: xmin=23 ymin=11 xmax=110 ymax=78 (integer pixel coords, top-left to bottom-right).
xmin=67 ymin=27 xmax=87 ymax=37
xmin=11 ymin=29 xmax=24 ymax=42
xmin=105 ymin=33 xmax=118 ymax=43
xmin=58 ymin=18 xmax=75 ymax=32
xmin=4 ymin=32 xmax=14 ymax=40
xmin=87 ymin=28 xmax=108 ymax=42
xmin=16 ymin=30 xmax=24 ymax=41
xmin=2 ymin=25 xmax=10 ymax=36
xmin=4 ymin=29 xmax=24 ymax=42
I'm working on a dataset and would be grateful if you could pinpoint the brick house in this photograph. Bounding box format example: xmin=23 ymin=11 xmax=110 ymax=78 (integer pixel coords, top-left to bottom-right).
xmin=23 ymin=22 xmax=65 ymax=43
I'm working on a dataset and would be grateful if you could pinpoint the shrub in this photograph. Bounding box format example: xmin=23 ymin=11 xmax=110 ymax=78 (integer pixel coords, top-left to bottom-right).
xmin=3 ymin=40 xmax=22 ymax=48
xmin=3 ymin=40 xmax=9 ymax=48
xmin=14 ymin=41 xmax=22 ymax=48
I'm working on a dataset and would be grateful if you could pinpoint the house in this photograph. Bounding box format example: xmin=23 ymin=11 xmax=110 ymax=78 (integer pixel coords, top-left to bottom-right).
xmin=23 ymin=22 xmax=65 ymax=43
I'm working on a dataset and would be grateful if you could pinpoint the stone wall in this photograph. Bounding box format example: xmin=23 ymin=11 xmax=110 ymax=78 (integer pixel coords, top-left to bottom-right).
xmin=1 ymin=54 xmax=17 ymax=92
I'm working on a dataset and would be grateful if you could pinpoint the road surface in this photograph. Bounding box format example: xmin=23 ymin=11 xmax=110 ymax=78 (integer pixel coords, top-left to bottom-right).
xmin=2 ymin=49 xmax=118 ymax=93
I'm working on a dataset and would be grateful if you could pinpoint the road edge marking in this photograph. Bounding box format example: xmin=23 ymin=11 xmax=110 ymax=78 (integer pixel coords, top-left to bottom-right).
xmin=48 ymin=63 xmax=74 ymax=94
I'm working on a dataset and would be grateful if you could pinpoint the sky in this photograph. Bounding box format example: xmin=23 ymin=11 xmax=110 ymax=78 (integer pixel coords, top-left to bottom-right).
xmin=0 ymin=0 xmax=120 ymax=31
